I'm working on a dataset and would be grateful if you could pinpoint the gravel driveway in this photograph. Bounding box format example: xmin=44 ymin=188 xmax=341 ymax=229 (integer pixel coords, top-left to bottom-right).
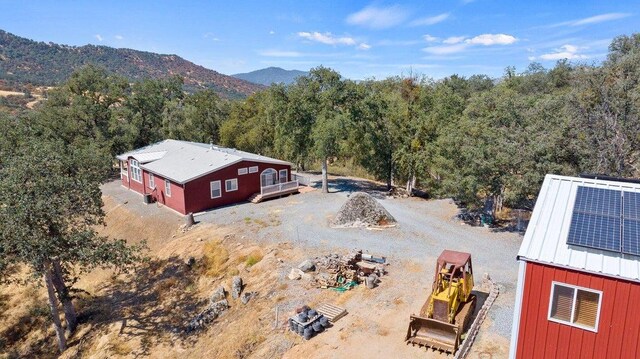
xmin=102 ymin=174 xmax=523 ymax=354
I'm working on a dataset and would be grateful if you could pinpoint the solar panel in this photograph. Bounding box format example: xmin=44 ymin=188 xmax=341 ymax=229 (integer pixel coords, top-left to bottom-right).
xmin=622 ymin=191 xmax=640 ymax=256
xmin=567 ymin=187 xmax=622 ymax=252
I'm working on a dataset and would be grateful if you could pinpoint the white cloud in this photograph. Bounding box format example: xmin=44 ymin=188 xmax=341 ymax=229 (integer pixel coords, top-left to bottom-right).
xmin=537 ymin=45 xmax=589 ymax=60
xmin=423 ymin=44 xmax=468 ymax=55
xmin=410 ymin=13 xmax=450 ymax=26
xmin=259 ymin=50 xmax=302 ymax=57
xmin=423 ymin=35 xmax=439 ymax=42
xmin=465 ymin=34 xmax=517 ymax=45
xmin=298 ymin=31 xmax=356 ymax=46
xmin=357 ymin=43 xmax=371 ymax=50
xmin=443 ymin=36 xmax=465 ymax=44
xmin=269 ymin=30 xmax=275 ymax=35
xmin=115 ymin=35 xmax=124 ymax=40
xmin=545 ymin=12 xmax=632 ymax=28
xmin=423 ymin=33 xmax=518 ymax=56
xmin=94 ymin=34 xmax=103 ymax=42
xmin=203 ymin=33 xmax=221 ymax=41
xmin=571 ymin=12 xmax=631 ymax=26
xmin=346 ymin=5 xmax=409 ymax=29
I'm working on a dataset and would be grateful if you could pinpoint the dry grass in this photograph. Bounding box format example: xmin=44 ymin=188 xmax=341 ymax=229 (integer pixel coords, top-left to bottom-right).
xmin=201 ymin=241 xmax=230 ymax=277
xmin=377 ymin=327 xmax=390 ymax=336
xmin=243 ymin=250 xmax=264 ymax=267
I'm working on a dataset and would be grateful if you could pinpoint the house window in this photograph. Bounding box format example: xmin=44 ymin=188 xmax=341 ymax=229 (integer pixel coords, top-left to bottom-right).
xmin=248 ymin=166 xmax=258 ymax=173
xmin=226 ymin=178 xmax=238 ymax=192
xmin=149 ymin=173 xmax=155 ymax=189
xmin=164 ymin=179 xmax=171 ymax=197
xmin=548 ymin=282 xmax=602 ymax=331
xmin=210 ymin=180 xmax=221 ymax=198
xmin=238 ymin=168 xmax=248 ymax=175
xmin=130 ymin=159 xmax=142 ymax=182
xmin=279 ymin=169 xmax=288 ymax=183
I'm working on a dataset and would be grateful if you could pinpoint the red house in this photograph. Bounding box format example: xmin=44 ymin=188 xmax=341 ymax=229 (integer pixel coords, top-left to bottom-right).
xmin=117 ymin=140 xmax=297 ymax=214
xmin=510 ymin=174 xmax=640 ymax=359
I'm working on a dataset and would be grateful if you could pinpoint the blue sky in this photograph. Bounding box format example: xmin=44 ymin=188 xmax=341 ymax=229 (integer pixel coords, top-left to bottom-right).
xmin=0 ymin=1 xmax=638 ymax=80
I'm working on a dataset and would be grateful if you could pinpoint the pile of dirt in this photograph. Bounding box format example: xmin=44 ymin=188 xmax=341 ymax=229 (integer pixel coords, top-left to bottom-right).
xmin=332 ymin=192 xmax=396 ymax=228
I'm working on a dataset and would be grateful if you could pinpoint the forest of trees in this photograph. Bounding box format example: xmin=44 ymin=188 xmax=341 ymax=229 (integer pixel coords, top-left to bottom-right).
xmin=0 ymin=32 xmax=638 ymax=352
xmin=1 ymin=34 xmax=639 ymax=212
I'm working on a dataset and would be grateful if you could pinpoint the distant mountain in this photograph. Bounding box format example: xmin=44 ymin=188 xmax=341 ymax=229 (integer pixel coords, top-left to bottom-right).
xmin=232 ymin=67 xmax=308 ymax=86
xmin=0 ymin=30 xmax=263 ymax=99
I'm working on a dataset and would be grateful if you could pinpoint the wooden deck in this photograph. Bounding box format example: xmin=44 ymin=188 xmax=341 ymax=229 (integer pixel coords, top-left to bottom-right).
xmin=249 ymin=180 xmax=299 ymax=203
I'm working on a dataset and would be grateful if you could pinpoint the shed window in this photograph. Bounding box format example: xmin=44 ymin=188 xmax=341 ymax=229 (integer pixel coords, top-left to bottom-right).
xmin=548 ymin=282 xmax=601 ymax=331
xmin=226 ymin=178 xmax=238 ymax=192
xmin=149 ymin=173 xmax=155 ymax=189
xmin=210 ymin=181 xmax=221 ymax=199
xmin=238 ymin=168 xmax=248 ymax=175
xmin=248 ymin=166 xmax=258 ymax=173
xmin=130 ymin=159 xmax=142 ymax=183
xmin=279 ymin=169 xmax=288 ymax=183
xmin=164 ymin=179 xmax=171 ymax=197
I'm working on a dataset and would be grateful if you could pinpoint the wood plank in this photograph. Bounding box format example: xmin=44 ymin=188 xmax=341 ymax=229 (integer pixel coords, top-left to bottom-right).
xmin=317 ymin=303 xmax=347 ymax=322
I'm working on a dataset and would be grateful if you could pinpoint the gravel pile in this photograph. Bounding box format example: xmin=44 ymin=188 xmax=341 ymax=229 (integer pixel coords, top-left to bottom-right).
xmin=332 ymin=192 xmax=396 ymax=228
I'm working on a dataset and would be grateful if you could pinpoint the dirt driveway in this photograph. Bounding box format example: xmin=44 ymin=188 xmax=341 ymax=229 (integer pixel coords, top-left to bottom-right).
xmin=101 ymin=175 xmax=522 ymax=358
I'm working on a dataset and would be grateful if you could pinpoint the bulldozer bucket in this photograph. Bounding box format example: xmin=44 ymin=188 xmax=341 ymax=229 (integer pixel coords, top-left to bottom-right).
xmin=405 ymin=315 xmax=459 ymax=353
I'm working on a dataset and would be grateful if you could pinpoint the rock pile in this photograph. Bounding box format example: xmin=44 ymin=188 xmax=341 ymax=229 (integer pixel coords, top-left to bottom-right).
xmin=332 ymin=192 xmax=396 ymax=227
xmin=186 ymin=297 xmax=229 ymax=333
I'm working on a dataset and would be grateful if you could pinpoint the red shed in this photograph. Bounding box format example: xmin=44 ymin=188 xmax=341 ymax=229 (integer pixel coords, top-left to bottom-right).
xmin=510 ymin=174 xmax=640 ymax=359
xmin=116 ymin=140 xmax=297 ymax=214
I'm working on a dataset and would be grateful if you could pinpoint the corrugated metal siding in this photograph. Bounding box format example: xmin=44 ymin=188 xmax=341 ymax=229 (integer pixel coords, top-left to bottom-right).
xmin=518 ymin=174 xmax=640 ymax=283
xmin=516 ymin=262 xmax=640 ymax=359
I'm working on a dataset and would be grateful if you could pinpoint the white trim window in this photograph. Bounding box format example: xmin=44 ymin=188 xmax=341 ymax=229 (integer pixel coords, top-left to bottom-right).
xmin=225 ymin=178 xmax=238 ymax=192
xmin=149 ymin=173 xmax=155 ymax=189
xmin=279 ymin=169 xmax=288 ymax=183
xmin=238 ymin=168 xmax=248 ymax=175
xmin=248 ymin=166 xmax=258 ymax=173
xmin=210 ymin=180 xmax=222 ymax=198
xmin=130 ymin=159 xmax=142 ymax=183
xmin=548 ymin=282 xmax=602 ymax=332
xmin=164 ymin=179 xmax=171 ymax=197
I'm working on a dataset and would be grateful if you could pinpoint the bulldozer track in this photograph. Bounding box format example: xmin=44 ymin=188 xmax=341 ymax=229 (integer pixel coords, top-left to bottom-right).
xmin=454 ymin=277 xmax=500 ymax=359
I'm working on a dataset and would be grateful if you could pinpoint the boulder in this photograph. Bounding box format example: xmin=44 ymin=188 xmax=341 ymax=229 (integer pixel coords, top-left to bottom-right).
xmin=298 ymin=259 xmax=316 ymax=273
xmin=240 ymin=291 xmax=257 ymax=304
xmin=210 ymin=286 xmax=226 ymax=303
xmin=231 ymin=276 xmax=243 ymax=299
xmin=288 ymin=268 xmax=304 ymax=280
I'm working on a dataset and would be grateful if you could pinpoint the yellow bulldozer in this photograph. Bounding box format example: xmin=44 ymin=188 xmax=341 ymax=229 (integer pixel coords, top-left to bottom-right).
xmin=405 ymin=250 xmax=477 ymax=354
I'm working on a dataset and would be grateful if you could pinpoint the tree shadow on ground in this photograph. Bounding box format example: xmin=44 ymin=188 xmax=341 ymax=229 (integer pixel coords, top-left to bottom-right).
xmin=70 ymin=256 xmax=206 ymax=357
xmin=0 ymin=293 xmax=56 ymax=359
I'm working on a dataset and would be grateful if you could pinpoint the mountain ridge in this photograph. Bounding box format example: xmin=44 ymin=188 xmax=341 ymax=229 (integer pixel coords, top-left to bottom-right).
xmin=0 ymin=29 xmax=263 ymax=99
xmin=232 ymin=67 xmax=308 ymax=86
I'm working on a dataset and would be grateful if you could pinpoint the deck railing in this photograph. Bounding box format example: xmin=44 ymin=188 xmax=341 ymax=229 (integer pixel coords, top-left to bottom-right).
xmin=261 ymin=180 xmax=299 ymax=195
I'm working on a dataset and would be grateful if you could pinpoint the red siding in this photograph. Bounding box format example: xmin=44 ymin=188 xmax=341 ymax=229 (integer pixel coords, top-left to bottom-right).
xmin=516 ymin=262 xmax=640 ymax=359
xmin=144 ymin=171 xmax=186 ymax=214
xmin=183 ymin=161 xmax=291 ymax=214
xmin=119 ymin=156 xmax=291 ymax=215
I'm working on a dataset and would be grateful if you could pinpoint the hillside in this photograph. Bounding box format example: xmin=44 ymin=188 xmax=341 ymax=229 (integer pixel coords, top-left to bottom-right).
xmin=233 ymin=67 xmax=308 ymax=86
xmin=0 ymin=30 xmax=263 ymax=99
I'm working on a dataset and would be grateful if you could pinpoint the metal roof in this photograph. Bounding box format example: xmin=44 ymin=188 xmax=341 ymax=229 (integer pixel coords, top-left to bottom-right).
xmin=518 ymin=174 xmax=640 ymax=283
xmin=116 ymin=140 xmax=290 ymax=184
